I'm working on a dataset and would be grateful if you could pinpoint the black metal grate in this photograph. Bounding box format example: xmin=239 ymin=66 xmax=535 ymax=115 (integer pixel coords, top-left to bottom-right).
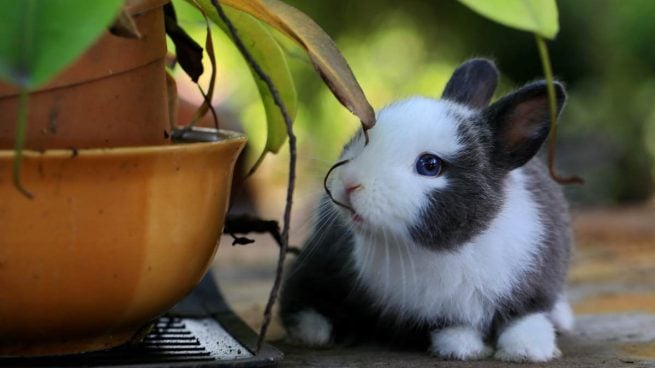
xmin=138 ymin=318 xmax=215 ymax=363
xmin=0 ymin=318 xmax=242 ymax=367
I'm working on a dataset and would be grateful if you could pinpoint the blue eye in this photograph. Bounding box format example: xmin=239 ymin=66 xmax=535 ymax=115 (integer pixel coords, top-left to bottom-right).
xmin=416 ymin=153 xmax=443 ymax=176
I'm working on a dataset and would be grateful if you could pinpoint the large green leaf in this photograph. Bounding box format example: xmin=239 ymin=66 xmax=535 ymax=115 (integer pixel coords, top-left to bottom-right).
xmin=0 ymin=0 xmax=123 ymax=89
xmin=239 ymin=13 xmax=298 ymax=154
xmin=189 ymin=0 xmax=297 ymax=154
xmin=457 ymin=0 xmax=559 ymax=39
xmin=221 ymin=0 xmax=376 ymax=129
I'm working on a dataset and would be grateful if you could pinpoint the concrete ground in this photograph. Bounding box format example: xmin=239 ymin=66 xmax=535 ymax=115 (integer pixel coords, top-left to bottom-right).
xmin=211 ymin=203 xmax=655 ymax=367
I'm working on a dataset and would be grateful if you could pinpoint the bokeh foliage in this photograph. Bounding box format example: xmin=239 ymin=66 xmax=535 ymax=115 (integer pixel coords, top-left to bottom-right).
xmin=176 ymin=0 xmax=655 ymax=205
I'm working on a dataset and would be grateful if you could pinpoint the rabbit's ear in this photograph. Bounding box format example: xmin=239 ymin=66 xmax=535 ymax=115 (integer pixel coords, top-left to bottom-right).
xmin=485 ymin=81 xmax=566 ymax=170
xmin=442 ymin=58 xmax=499 ymax=110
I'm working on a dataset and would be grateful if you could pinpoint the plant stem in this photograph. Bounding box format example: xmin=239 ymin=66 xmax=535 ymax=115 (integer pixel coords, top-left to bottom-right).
xmin=13 ymin=89 xmax=34 ymax=199
xmin=245 ymin=150 xmax=267 ymax=179
xmin=210 ymin=0 xmax=296 ymax=352
xmin=535 ymin=34 xmax=583 ymax=185
xmin=190 ymin=3 xmax=219 ymax=129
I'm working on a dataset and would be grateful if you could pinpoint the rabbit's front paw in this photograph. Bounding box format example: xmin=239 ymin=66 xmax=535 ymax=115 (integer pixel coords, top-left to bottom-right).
xmin=495 ymin=313 xmax=561 ymax=362
xmin=286 ymin=309 xmax=333 ymax=347
xmin=430 ymin=326 xmax=493 ymax=360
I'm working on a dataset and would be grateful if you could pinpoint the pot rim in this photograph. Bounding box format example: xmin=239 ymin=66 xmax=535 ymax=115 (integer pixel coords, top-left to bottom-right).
xmin=0 ymin=130 xmax=246 ymax=159
xmin=126 ymin=0 xmax=170 ymax=16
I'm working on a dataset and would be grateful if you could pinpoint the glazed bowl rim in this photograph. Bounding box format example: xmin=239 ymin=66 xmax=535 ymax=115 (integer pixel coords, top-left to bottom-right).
xmin=0 ymin=130 xmax=246 ymax=159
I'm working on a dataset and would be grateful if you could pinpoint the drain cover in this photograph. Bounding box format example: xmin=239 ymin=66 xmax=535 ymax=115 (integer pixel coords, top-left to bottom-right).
xmin=146 ymin=317 xmax=253 ymax=360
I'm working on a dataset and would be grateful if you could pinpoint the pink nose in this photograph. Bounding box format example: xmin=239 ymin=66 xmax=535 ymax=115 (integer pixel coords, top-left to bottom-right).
xmin=345 ymin=184 xmax=361 ymax=195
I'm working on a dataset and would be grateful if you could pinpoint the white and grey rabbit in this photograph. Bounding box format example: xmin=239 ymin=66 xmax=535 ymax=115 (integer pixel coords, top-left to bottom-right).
xmin=279 ymin=59 xmax=573 ymax=362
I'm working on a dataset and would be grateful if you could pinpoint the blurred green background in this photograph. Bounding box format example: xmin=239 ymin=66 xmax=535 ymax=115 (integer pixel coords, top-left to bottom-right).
xmin=174 ymin=0 xmax=655 ymax=208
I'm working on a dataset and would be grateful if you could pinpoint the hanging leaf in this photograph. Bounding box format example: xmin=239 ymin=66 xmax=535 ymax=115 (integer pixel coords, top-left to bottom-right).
xmin=0 ymin=0 xmax=124 ymax=89
xmin=220 ymin=0 xmax=376 ymax=129
xmin=189 ymin=0 xmax=298 ymax=154
xmin=191 ymin=8 xmax=219 ymax=129
xmin=457 ymin=0 xmax=559 ymax=39
xmin=165 ymin=2 xmax=205 ymax=83
xmin=458 ymin=0 xmax=579 ymax=183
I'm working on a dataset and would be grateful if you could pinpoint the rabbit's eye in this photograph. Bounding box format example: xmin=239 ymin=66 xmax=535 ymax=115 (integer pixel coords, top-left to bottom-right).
xmin=416 ymin=153 xmax=443 ymax=176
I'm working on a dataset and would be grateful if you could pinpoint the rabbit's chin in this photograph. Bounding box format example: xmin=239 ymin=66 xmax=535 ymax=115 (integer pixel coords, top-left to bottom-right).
xmin=341 ymin=210 xmax=376 ymax=234
xmin=340 ymin=208 xmax=411 ymax=240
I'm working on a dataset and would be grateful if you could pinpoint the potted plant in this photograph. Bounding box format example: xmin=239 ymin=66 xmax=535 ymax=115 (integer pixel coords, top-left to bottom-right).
xmin=0 ymin=0 xmax=374 ymax=357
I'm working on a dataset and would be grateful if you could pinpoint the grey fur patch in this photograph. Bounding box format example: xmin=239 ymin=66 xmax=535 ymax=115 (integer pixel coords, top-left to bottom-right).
xmin=492 ymin=158 xmax=572 ymax=333
xmin=409 ymin=111 xmax=504 ymax=250
xmin=442 ymin=58 xmax=499 ymax=110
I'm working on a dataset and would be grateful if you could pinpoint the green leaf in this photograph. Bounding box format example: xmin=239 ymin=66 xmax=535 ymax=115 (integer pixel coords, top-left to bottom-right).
xmin=220 ymin=0 xmax=376 ymax=129
xmin=190 ymin=0 xmax=298 ymax=154
xmin=0 ymin=0 xmax=124 ymax=89
xmin=457 ymin=0 xmax=559 ymax=39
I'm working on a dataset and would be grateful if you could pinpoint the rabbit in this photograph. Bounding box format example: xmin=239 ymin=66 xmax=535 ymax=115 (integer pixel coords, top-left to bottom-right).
xmin=279 ymin=58 xmax=573 ymax=362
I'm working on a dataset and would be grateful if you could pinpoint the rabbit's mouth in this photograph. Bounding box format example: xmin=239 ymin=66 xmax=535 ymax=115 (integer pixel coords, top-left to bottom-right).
xmin=351 ymin=213 xmax=364 ymax=224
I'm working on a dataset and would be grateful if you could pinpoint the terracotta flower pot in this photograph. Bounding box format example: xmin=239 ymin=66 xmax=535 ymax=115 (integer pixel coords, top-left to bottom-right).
xmin=0 ymin=0 xmax=171 ymax=150
xmin=0 ymin=132 xmax=246 ymax=356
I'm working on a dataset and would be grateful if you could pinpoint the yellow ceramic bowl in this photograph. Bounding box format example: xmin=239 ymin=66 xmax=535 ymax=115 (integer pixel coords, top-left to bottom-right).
xmin=0 ymin=132 xmax=246 ymax=356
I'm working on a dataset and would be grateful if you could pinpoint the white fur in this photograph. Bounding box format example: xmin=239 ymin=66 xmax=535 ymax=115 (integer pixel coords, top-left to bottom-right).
xmin=495 ymin=313 xmax=561 ymax=362
xmin=286 ymin=309 xmax=332 ymax=347
xmin=349 ymin=167 xmax=543 ymax=330
xmin=430 ymin=326 xmax=493 ymax=360
xmin=550 ymin=296 xmax=575 ymax=333
xmin=332 ymin=97 xmax=471 ymax=235
xmin=329 ymin=97 xmax=552 ymax=358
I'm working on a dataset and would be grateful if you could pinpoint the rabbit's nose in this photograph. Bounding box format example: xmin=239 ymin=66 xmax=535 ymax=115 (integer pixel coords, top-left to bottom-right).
xmin=345 ymin=184 xmax=362 ymax=195
xmin=341 ymin=183 xmax=362 ymax=208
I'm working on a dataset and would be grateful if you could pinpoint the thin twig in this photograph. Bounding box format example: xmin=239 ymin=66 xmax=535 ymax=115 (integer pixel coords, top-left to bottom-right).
xmin=210 ymin=0 xmax=297 ymax=352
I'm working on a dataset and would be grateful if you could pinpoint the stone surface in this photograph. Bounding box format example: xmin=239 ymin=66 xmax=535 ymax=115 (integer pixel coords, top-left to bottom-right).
xmin=212 ymin=204 xmax=655 ymax=367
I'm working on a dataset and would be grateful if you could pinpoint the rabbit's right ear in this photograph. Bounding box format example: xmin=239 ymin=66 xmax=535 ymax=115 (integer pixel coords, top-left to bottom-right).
xmin=485 ymin=81 xmax=566 ymax=171
xmin=442 ymin=58 xmax=499 ymax=110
